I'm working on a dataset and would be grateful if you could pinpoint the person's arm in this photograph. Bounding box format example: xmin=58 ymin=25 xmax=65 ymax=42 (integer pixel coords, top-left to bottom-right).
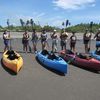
xmin=8 ymin=32 xmax=10 ymax=39
xmin=94 ymin=33 xmax=97 ymax=39
xmin=75 ymin=36 xmax=77 ymax=42
xmin=3 ymin=33 xmax=5 ymax=39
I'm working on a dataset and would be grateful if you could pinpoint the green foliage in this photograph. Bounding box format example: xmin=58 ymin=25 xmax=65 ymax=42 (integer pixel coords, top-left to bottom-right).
xmin=0 ymin=22 xmax=100 ymax=33
xmin=67 ymin=23 xmax=100 ymax=33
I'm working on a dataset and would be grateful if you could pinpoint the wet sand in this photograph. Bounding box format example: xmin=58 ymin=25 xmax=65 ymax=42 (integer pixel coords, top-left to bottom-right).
xmin=0 ymin=38 xmax=100 ymax=100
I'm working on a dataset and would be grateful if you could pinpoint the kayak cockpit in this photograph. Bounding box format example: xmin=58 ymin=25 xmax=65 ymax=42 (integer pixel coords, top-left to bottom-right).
xmin=6 ymin=50 xmax=19 ymax=60
xmin=95 ymin=50 xmax=100 ymax=55
xmin=76 ymin=53 xmax=91 ymax=60
xmin=41 ymin=50 xmax=61 ymax=60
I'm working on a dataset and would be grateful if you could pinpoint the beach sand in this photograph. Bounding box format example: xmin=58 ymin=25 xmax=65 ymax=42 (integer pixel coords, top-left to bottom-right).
xmin=0 ymin=38 xmax=100 ymax=100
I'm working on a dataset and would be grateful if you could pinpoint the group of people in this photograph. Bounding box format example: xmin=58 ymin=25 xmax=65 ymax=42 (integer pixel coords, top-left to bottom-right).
xmin=2 ymin=28 xmax=100 ymax=54
xmin=21 ymin=29 xmax=77 ymax=53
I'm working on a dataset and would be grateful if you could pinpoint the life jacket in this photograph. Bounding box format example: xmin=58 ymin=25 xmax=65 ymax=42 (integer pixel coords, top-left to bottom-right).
xmin=41 ymin=33 xmax=47 ymax=41
xmin=84 ymin=33 xmax=91 ymax=41
xmin=70 ymin=35 xmax=76 ymax=43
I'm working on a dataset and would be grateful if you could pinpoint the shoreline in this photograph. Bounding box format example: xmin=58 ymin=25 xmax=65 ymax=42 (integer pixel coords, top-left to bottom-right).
xmin=0 ymin=32 xmax=95 ymax=39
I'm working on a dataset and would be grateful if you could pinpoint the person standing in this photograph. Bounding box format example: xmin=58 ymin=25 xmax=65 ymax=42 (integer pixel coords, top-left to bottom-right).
xmin=22 ymin=30 xmax=30 ymax=53
xmin=40 ymin=30 xmax=48 ymax=50
xmin=70 ymin=32 xmax=77 ymax=53
xmin=60 ymin=29 xmax=68 ymax=50
xmin=94 ymin=28 xmax=100 ymax=51
xmin=31 ymin=29 xmax=38 ymax=53
xmin=3 ymin=30 xmax=10 ymax=52
xmin=51 ymin=30 xmax=58 ymax=53
xmin=83 ymin=30 xmax=92 ymax=53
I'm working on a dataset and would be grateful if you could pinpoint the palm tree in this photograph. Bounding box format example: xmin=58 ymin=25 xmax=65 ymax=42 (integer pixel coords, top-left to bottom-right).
xmin=20 ymin=19 xmax=25 ymax=27
xmin=30 ymin=19 xmax=34 ymax=29
xmin=7 ymin=19 xmax=10 ymax=28
xmin=26 ymin=20 xmax=30 ymax=26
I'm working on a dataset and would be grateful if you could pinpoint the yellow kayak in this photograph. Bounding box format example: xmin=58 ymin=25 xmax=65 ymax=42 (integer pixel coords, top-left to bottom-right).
xmin=2 ymin=50 xmax=23 ymax=73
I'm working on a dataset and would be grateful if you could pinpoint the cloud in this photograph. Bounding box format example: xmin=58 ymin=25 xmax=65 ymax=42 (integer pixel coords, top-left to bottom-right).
xmin=36 ymin=13 xmax=45 ymax=18
xmin=53 ymin=0 xmax=96 ymax=10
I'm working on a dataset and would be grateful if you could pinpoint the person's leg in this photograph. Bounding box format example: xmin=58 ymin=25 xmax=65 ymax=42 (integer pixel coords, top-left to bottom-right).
xmin=72 ymin=43 xmax=76 ymax=53
xmin=4 ymin=46 xmax=7 ymax=52
xmin=42 ymin=41 xmax=45 ymax=50
xmin=52 ymin=40 xmax=54 ymax=52
xmin=26 ymin=44 xmax=28 ymax=52
xmin=64 ymin=41 xmax=67 ymax=51
xmin=44 ymin=41 xmax=47 ymax=50
xmin=33 ymin=42 xmax=36 ymax=52
xmin=23 ymin=44 xmax=25 ymax=52
xmin=54 ymin=41 xmax=57 ymax=52
xmin=70 ymin=43 xmax=72 ymax=51
xmin=85 ymin=44 xmax=88 ymax=53
xmin=34 ymin=44 xmax=37 ymax=51
xmin=84 ymin=44 xmax=86 ymax=53
xmin=4 ymin=40 xmax=9 ymax=52
xmin=60 ymin=41 xmax=63 ymax=50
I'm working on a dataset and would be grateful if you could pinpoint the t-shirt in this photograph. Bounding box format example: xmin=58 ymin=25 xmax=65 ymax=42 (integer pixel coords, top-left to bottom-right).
xmin=3 ymin=32 xmax=10 ymax=40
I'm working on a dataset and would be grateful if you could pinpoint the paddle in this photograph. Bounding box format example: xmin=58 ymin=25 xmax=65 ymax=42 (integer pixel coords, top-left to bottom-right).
xmin=7 ymin=19 xmax=13 ymax=51
xmin=88 ymin=21 xmax=93 ymax=52
xmin=9 ymin=32 xmax=12 ymax=51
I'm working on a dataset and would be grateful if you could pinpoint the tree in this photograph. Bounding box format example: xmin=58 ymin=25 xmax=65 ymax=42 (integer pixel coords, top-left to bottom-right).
xmin=30 ymin=19 xmax=34 ymax=29
xmin=26 ymin=20 xmax=30 ymax=26
xmin=7 ymin=19 xmax=10 ymax=28
xmin=20 ymin=19 xmax=25 ymax=27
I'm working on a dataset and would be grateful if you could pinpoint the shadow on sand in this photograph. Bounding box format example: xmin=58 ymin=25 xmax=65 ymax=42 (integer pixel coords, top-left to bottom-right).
xmin=1 ymin=59 xmax=17 ymax=75
xmin=16 ymin=51 xmax=32 ymax=54
xmin=69 ymin=63 xmax=100 ymax=74
xmin=36 ymin=56 xmax=66 ymax=76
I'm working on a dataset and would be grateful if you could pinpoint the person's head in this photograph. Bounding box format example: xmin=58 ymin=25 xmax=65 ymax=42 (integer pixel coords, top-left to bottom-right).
xmin=4 ymin=30 xmax=7 ymax=33
xmin=25 ymin=30 xmax=28 ymax=34
xmin=53 ymin=29 xmax=56 ymax=34
xmin=42 ymin=29 xmax=46 ymax=34
xmin=32 ymin=29 xmax=36 ymax=33
xmin=72 ymin=31 xmax=75 ymax=35
xmin=85 ymin=29 xmax=88 ymax=33
xmin=61 ymin=28 xmax=64 ymax=33
xmin=98 ymin=28 xmax=100 ymax=32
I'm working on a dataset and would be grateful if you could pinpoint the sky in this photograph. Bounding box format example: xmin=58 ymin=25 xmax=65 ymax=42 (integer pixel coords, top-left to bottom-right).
xmin=0 ymin=0 xmax=100 ymax=27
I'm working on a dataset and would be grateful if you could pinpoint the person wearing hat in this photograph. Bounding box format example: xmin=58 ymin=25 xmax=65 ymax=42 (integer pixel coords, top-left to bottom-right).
xmin=60 ymin=29 xmax=68 ymax=50
xmin=51 ymin=29 xmax=58 ymax=53
xmin=83 ymin=29 xmax=92 ymax=53
xmin=3 ymin=30 xmax=10 ymax=52
xmin=70 ymin=32 xmax=77 ymax=53
xmin=94 ymin=28 xmax=100 ymax=51
xmin=31 ymin=29 xmax=38 ymax=53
